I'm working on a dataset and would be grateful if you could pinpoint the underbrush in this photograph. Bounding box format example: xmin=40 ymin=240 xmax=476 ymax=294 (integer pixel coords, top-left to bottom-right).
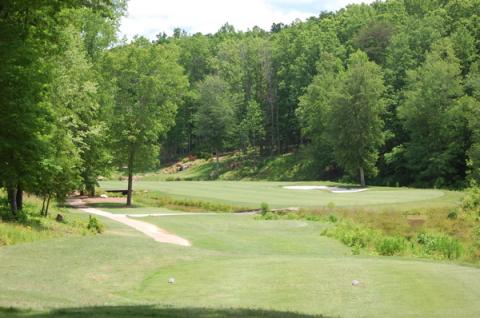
xmin=0 ymin=194 xmax=101 ymax=246
xmin=255 ymin=190 xmax=480 ymax=263
xmin=132 ymin=191 xmax=249 ymax=212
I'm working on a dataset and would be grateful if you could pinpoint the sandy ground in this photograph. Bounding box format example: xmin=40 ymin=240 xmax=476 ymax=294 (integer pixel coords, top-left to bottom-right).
xmin=68 ymin=198 xmax=191 ymax=246
xmin=283 ymin=185 xmax=368 ymax=193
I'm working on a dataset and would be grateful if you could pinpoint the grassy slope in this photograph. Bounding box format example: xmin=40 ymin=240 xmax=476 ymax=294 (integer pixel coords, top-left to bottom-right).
xmin=100 ymin=180 xmax=461 ymax=209
xmin=0 ymin=196 xmax=95 ymax=246
xmin=141 ymin=152 xmax=318 ymax=182
xmin=1 ymin=213 xmax=480 ymax=317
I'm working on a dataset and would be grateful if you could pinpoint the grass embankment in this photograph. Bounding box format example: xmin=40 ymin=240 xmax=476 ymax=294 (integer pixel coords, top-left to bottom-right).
xmin=134 ymin=151 xmax=320 ymax=182
xmin=0 ymin=194 xmax=101 ymax=246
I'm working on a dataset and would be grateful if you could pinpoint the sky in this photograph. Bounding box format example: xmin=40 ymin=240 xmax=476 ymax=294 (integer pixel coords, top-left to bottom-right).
xmin=119 ymin=0 xmax=375 ymax=40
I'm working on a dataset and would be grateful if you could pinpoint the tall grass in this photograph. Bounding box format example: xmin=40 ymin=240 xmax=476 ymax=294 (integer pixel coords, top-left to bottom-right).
xmin=256 ymin=190 xmax=479 ymax=263
xmin=0 ymin=194 xmax=96 ymax=246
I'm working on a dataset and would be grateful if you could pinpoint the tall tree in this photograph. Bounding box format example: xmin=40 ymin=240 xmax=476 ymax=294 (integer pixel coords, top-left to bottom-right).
xmin=297 ymin=53 xmax=344 ymax=175
xmin=328 ymin=51 xmax=386 ymax=186
xmin=194 ymin=75 xmax=235 ymax=168
xmin=239 ymin=100 xmax=265 ymax=155
xmin=399 ymin=39 xmax=466 ymax=187
xmin=106 ymin=38 xmax=188 ymax=206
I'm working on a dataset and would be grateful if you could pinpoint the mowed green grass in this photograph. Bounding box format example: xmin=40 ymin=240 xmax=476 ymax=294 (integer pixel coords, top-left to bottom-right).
xmin=100 ymin=180 xmax=459 ymax=209
xmin=1 ymin=212 xmax=480 ymax=317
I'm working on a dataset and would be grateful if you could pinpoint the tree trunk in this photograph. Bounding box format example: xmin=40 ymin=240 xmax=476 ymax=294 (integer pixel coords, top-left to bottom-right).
xmin=87 ymin=184 xmax=95 ymax=197
xmin=16 ymin=185 xmax=23 ymax=211
xmin=41 ymin=196 xmax=47 ymax=216
xmin=252 ymin=133 xmax=257 ymax=170
xmin=359 ymin=167 xmax=366 ymax=187
xmin=126 ymin=150 xmax=134 ymax=207
xmin=44 ymin=193 xmax=52 ymax=217
xmin=7 ymin=186 xmax=18 ymax=215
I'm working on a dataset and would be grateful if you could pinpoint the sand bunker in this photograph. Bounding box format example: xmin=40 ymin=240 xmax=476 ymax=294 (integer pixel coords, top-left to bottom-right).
xmin=283 ymin=185 xmax=368 ymax=193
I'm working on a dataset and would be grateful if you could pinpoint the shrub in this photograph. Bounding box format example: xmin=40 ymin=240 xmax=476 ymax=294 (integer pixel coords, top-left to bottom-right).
xmin=324 ymin=221 xmax=376 ymax=249
xmin=286 ymin=213 xmax=299 ymax=220
xmin=87 ymin=216 xmax=104 ymax=234
xmin=263 ymin=212 xmax=278 ymax=220
xmin=417 ymin=232 xmax=462 ymax=260
xmin=260 ymin=202 xmax=270 ymax=216
xmin=461 ymin=187 xmax=480 ymax=215
xmin=305 ymin=215 xmax=320 ymax=222
xmin=327 ymin=214 xmax=338 ymax=223
xmin=375 ymin=236 xmax=406 ymax=256
xmin=447 ymin=210 xmax=458 ymax=220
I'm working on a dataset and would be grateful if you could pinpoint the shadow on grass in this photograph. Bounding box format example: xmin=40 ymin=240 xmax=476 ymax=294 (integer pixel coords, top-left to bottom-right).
xmin=0 ymin=306 xmax=333 ymax=318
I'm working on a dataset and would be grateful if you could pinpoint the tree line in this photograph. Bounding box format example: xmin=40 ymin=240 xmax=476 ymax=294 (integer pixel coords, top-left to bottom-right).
xmin=161 ymin=0 xmax=480 ymax=189
xmin=1 ymin=0 xmax=480 ymax=215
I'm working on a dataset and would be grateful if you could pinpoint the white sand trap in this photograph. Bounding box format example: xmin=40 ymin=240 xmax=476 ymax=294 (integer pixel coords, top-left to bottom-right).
xmin=283 ymin=185 xmax=368 ymax=193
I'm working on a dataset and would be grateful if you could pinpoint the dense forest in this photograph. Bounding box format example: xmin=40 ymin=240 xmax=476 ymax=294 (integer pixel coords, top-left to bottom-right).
xmin=2 ymin=0 xmax=480 ymax=214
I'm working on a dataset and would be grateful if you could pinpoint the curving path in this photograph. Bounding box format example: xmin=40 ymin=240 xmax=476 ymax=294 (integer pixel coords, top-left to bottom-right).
xmin=69 ymin=198 xmax=191 ymax=246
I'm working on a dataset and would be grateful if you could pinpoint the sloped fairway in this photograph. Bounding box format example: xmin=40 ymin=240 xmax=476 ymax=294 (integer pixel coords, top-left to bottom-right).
xmin=100 ymin=180 xmax=454 ymax=208
xmin=1 ymin=213 xmax=480 ymax=318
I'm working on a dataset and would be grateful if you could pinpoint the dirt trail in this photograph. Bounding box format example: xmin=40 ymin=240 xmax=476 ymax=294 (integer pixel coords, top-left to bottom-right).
xmin=68 ymin=198 xmax=191 ymax=246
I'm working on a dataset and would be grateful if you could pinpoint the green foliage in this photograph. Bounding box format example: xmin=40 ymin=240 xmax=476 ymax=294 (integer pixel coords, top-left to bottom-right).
xmin=324 ymin=219 xmax=463 ymax=260
xmin=398 ymin=39 xmax=466 ymax=187
xmin=460 ymin=186 xmax=480 ymax=215
xmin=106 ymin=38 xmax=188 ymax=173
xmin=87 ymin=215 xmax=104 ymax=234
xmin=194 ymin=75 xmax=235 ymax=158
xmin=328 ymin=50 xmax=386 ymax=185
xmin=416 ymin=232 xmax=462 ymax=260
xmin=375 ymin=236 xmax=406 ymax=256
xmin=260 ymin=202 xmax=270 ymax=216
xmin=0 ymin=193 xmax=93 ymax=246
xmin=327 ymin=214 xmax=338 ymax=223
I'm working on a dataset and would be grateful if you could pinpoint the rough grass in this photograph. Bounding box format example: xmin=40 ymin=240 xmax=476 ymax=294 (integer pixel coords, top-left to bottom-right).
xmin=0 ymin=195 xmax=94 ymax=246
xmin=255 ymin=197 xmax=480 ymax=263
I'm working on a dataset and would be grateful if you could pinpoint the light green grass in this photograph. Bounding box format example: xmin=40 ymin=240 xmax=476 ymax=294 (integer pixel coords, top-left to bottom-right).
xmin=0 ymin=197 xmax=94 ymax=246
xmin=1 ymin=212 xmax=480 ymax=317
xmin=100 ymin=180 xmax=460 ymax=209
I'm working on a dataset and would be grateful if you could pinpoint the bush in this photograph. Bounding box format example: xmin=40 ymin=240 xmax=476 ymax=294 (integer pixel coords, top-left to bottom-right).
xmin=461 ymin=187 xmax=480 ymax=215
xmin=375 ymin=236 xmax=406 ymax=256
xmin=417 ymin=232 xmax=462 ymax=260
xmin=87 ymin=216 xmax=104 ymax=234
xmin=305 ymin=215 xmax=320 ymax=221
xmin=447 ymin=210 xmax=458 ymax=220
xmin=263 ymin=211 xmax=278 ymax=220
xmin=327 ymin=214 xmax=338 ymax=223
xmin=286 ymin=213 xmax=299 ymax=220
xmin=323 ymin=221 xmax=376 ymax=249
xmin=260 ymin=202 xmax=270 ymax=216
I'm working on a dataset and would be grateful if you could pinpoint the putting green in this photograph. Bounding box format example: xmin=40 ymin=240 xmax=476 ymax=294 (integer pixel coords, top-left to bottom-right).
xmin=100 ymin=180 xmax=451 ymax=208
xmin=1 ymin=213 xmax=480 ymax=318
